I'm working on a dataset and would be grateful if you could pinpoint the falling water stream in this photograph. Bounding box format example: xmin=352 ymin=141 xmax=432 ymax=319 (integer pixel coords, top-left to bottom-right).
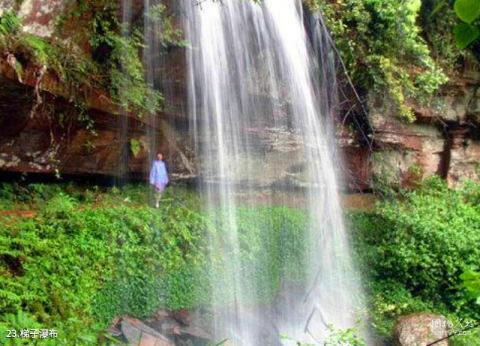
xmin=182 ymin=0 xmax=367 ymax=344
xmin=138 ymin=0 xmax=368 ymax=344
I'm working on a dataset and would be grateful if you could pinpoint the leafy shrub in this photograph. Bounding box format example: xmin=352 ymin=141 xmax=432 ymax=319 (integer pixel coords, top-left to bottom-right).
xmin=145 ymin=3 xmax=188 ymax=49
xmin=349 ymin=177 xmax=480 ymax=338
xmin=450 ymin=328 xmax=480 ymax=346
xmin=41 ymin=193 xmax=77 ymax=218
xmin=365 ymin=281 xmax=439 ymax=338
xmin=0 ymin=186 xmax=210 ymax=344
xmin=307 ymin=0 xmax=448 ymax=121
xmin=324 ymin=325 xmax=366 ymax=346
xmin=0 ymin=183 xmax=308 ymax=344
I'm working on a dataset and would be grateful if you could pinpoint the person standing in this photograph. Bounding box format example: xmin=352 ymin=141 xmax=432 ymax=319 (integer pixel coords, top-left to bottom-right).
xmin=149 ymin=152 xmax=169 ymax=208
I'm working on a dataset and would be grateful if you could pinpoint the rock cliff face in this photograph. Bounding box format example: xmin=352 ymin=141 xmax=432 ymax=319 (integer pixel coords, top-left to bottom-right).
xmin=0 ymin=0 xmax=196 ymax=181
xmin=0 ymin=0 xmax=478 ymax=190
xmin=0 ymin=53 xmax=195 ymax=180
xmin=370 ymin=73 xmax=480 ymax=188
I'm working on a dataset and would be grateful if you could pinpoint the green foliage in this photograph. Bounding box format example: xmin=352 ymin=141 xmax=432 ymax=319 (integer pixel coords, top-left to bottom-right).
xmin=0 ymin=183 xmax=308 ymax=344
xmin=17 ymin=34 xmax=50 ymax=64
xmin=455 ymin=22 xmax=480 ymax=49
xmin=0 ymin=11 xmax=102 ymax=106
xmin=366 ymin=281 xmax=438 ymax=338
xmin=420 ymin=0 xmax=463 ymax=68
xmin=0 ymin=311 xmax=63 ymax=346
xmin=308 ymin=0 xmax=448 ymax=121
xmin=281 ymin=326 xmax=366 ymax=346
xmin=454 ymin=0 xmax=480 ymax=25
xmin=145 ymin=3 xmax=188 ymax=48
xmin=452 ymin=331 xmax=480 ymax=346
xmin=461 ymin=270 xmax=480 ymax=305
xmin=52 ymin=0 xmax=163 ymax=115
xmin=86 ymin=1 xmax=163 ymax=114
xmin=129 ymin=138 xmax=142 ymax=157
xmin=3 ymin=178 xmax=479 ymax=343
xmin=89 ymin=201 xmax=211 ymax=323
xmin=324 ymin=325 xmax=366 ymax=346
xmin=0 ymin=185 xmax=209 ymax=344
xmin=349 ymin=177 xmax=480 ymax=339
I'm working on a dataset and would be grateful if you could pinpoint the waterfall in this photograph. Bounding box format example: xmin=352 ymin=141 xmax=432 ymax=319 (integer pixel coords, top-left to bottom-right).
xmin=180 ymin=0 xmax=368 ymax=344
xmin=182 ymin=0 xmax=367 ymax=344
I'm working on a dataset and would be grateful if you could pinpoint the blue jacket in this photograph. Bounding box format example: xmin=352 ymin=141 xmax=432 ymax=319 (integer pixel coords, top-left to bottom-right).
xmin=149 ymin=160 xmax=169 ymax=187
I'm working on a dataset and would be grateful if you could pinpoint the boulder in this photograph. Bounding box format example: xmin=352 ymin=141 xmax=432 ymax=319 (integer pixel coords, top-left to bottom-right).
xmin=394 ymin=313 xmax=449 ymax=346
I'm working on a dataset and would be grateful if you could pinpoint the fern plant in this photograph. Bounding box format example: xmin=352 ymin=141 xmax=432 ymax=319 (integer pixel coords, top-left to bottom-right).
xmin=0 ymin=11 xmax=21 ymax=36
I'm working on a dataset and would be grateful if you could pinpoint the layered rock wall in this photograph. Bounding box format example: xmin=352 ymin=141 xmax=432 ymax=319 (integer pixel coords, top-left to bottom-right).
xmin=369 ymin=73 xmax=480 ymax=188
xmin=0 ymin=1 xmax=479 ymax=190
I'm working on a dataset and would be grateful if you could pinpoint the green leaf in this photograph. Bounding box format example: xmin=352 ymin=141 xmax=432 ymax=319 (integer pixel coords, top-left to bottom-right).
xmin=454 ymin=22 xmax=480 ymax=49
xmin=454 ymin=0 xmax=480 ymax=24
